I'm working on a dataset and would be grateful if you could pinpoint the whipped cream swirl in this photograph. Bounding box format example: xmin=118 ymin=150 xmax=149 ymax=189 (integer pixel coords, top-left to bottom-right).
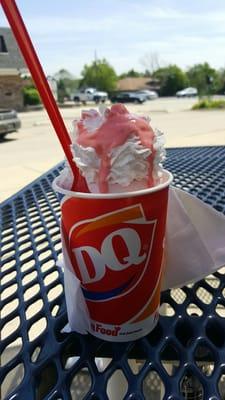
xmin=70 ymin=106 xmax=165 ymax=193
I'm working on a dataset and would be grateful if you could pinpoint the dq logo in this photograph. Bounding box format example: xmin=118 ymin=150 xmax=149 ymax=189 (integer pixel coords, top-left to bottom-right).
xmin=73 ymin=227 xmax=146 ymax=284
xmin=67 ymin=204 xmax=157 ymax=299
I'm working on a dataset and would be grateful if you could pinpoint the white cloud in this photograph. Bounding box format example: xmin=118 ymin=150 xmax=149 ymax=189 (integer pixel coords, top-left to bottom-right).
xmin=143 ymin=7 xmax=186 ymax=19
xmin=2 ymin=2 xmax=225 ymax=75
xmin=137 ymin=5 xmax=225 ymax=23
xmin=25 ymin=15 xmax=121 ymax=36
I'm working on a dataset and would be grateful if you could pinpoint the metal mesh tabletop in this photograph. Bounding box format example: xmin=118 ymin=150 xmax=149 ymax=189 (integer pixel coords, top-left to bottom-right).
xmin=1 ymin=146 xmax=225 ymax=400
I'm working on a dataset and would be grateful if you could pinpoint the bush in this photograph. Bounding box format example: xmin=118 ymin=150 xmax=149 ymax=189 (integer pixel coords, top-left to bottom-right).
xmin=192 ymin=99 xmax=225 ymax=110
xmin=23 ymin=87 xmax=41 ymax=105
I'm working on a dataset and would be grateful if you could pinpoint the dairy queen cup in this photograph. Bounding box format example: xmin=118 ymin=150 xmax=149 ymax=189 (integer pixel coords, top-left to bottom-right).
xmin=53 ymin=169 xmax=173 ymax=342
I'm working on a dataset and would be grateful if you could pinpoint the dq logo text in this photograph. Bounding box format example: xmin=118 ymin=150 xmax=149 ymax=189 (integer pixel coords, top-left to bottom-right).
xmin=73 ymin=227 xmax=146 ymax=283
xmin=68 ymin=204 xmax=156 ymax=286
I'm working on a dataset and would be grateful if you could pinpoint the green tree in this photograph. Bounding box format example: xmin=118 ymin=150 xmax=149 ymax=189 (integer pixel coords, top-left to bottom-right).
xmin=54 ymin=69 xmax=80 ymax=100
xmin=57 ymin=79 xmax=69 ymax=103
xmin=80 ymin=59 xmax=117 ymax=92
xmin=186 ymin=63 xmax=219 ymax=96
xmin=153 ymin=65 xmax=189 ymax=96
xmin=217 ymin=68 xmax=225 ymax=94
xmin=119 ymin=69 xmax=143 ymax=79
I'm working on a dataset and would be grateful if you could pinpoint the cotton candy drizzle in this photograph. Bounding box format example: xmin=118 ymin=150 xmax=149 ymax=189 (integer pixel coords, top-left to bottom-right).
xmin=74 ymin=104 xmax=156 ymax=193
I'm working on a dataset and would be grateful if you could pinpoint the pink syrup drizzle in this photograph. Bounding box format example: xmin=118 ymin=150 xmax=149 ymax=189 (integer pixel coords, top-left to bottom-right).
xmin=76 ymin=104 xmax=156 ymax=193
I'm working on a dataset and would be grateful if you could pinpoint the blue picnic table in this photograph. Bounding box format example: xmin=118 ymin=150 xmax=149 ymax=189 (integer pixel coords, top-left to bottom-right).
xmin=1 ymin=146 xmax=225 ymax=400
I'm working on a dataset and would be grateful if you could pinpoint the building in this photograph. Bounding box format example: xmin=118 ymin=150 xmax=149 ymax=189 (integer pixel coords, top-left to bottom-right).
xmin=0 ymin=27 xmax=29 ymax=110
xmin=117 ymin=77 xmax=160 ymax=92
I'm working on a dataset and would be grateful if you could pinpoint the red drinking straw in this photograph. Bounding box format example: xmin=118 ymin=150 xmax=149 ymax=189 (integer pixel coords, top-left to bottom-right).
xmin=0 ymin=0 xmax=78 ymax=183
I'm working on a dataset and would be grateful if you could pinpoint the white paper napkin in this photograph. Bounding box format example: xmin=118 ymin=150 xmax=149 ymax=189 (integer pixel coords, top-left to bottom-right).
xmin=163 ymin=187 xmax=225 ymax=289
xmin=59 ymin=231 xmax=90 ymax=334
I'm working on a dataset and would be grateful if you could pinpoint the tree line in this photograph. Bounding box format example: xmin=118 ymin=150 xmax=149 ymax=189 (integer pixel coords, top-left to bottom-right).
xmin=56 ymin=59 xmax=225 ymax=101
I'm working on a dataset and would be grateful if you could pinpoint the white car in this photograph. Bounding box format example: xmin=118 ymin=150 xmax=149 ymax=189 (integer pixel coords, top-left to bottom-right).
xmin=73 ymin=88 xmax=108 ymax=104
xmin=0 ymin=109 xmax=21 ymax=140
xmin=137 ymin=90 xmax=158 ymax=100
xmin=176 ymin=87 xmax=198 ymax=98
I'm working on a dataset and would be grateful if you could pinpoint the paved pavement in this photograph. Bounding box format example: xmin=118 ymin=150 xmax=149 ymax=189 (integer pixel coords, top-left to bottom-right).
xmin=0 ymin=97 xmax=225 ymax=202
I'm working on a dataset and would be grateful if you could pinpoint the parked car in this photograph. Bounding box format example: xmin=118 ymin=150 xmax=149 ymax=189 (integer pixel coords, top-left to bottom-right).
xmin=73 ymin=88 xmax=108 ymax=104
xmin=0 ymin=109 xmax=21 ymax=140
xmin=176 ymin=87 xmax=198 ymax=98
xmin=137 ymin=90 xmax=158 ymax=100
xmin=110 ymin=92 xmax=146 ymax=104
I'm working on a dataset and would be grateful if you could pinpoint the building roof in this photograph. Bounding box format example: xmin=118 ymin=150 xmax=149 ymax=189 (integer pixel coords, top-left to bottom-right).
xmin=0 ymin=27 xmax=27 ymax=71
xmin=117 ymin=77 xmax=160 ymax=91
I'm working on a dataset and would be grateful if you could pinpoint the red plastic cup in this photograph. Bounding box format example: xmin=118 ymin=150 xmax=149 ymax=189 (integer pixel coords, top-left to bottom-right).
xmin=53 ymin=170 xmax=173 ymax=341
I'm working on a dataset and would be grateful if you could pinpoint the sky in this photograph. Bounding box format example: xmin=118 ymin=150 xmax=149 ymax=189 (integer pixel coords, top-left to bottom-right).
xmin=0 ymin=0 xmax=225 ymax=78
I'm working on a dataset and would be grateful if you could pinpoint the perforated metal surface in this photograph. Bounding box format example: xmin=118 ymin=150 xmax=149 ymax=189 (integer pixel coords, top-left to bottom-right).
xmin=1 ymin=146 xmax=225 ymax=400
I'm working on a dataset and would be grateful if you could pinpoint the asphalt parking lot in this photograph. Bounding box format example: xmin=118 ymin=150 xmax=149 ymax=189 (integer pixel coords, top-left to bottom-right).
xmin=1 ymin=97 xmax=225 ymax=202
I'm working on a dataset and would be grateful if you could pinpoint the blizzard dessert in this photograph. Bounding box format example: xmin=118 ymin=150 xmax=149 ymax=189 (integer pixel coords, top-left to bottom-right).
xmin=70 ymin=104 xmax=165 ymax=193
xmin=53 ymin=103 xmax=173 ymax=342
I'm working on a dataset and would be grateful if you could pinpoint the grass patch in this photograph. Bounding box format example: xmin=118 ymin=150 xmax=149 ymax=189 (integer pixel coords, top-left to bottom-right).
xmin=192 ymin=99 xmax=225 ymax=110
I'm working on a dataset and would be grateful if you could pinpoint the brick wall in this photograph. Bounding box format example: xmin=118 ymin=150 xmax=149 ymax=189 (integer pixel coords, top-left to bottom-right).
xmin=0 ymin=75 xmax=24 ymax=110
